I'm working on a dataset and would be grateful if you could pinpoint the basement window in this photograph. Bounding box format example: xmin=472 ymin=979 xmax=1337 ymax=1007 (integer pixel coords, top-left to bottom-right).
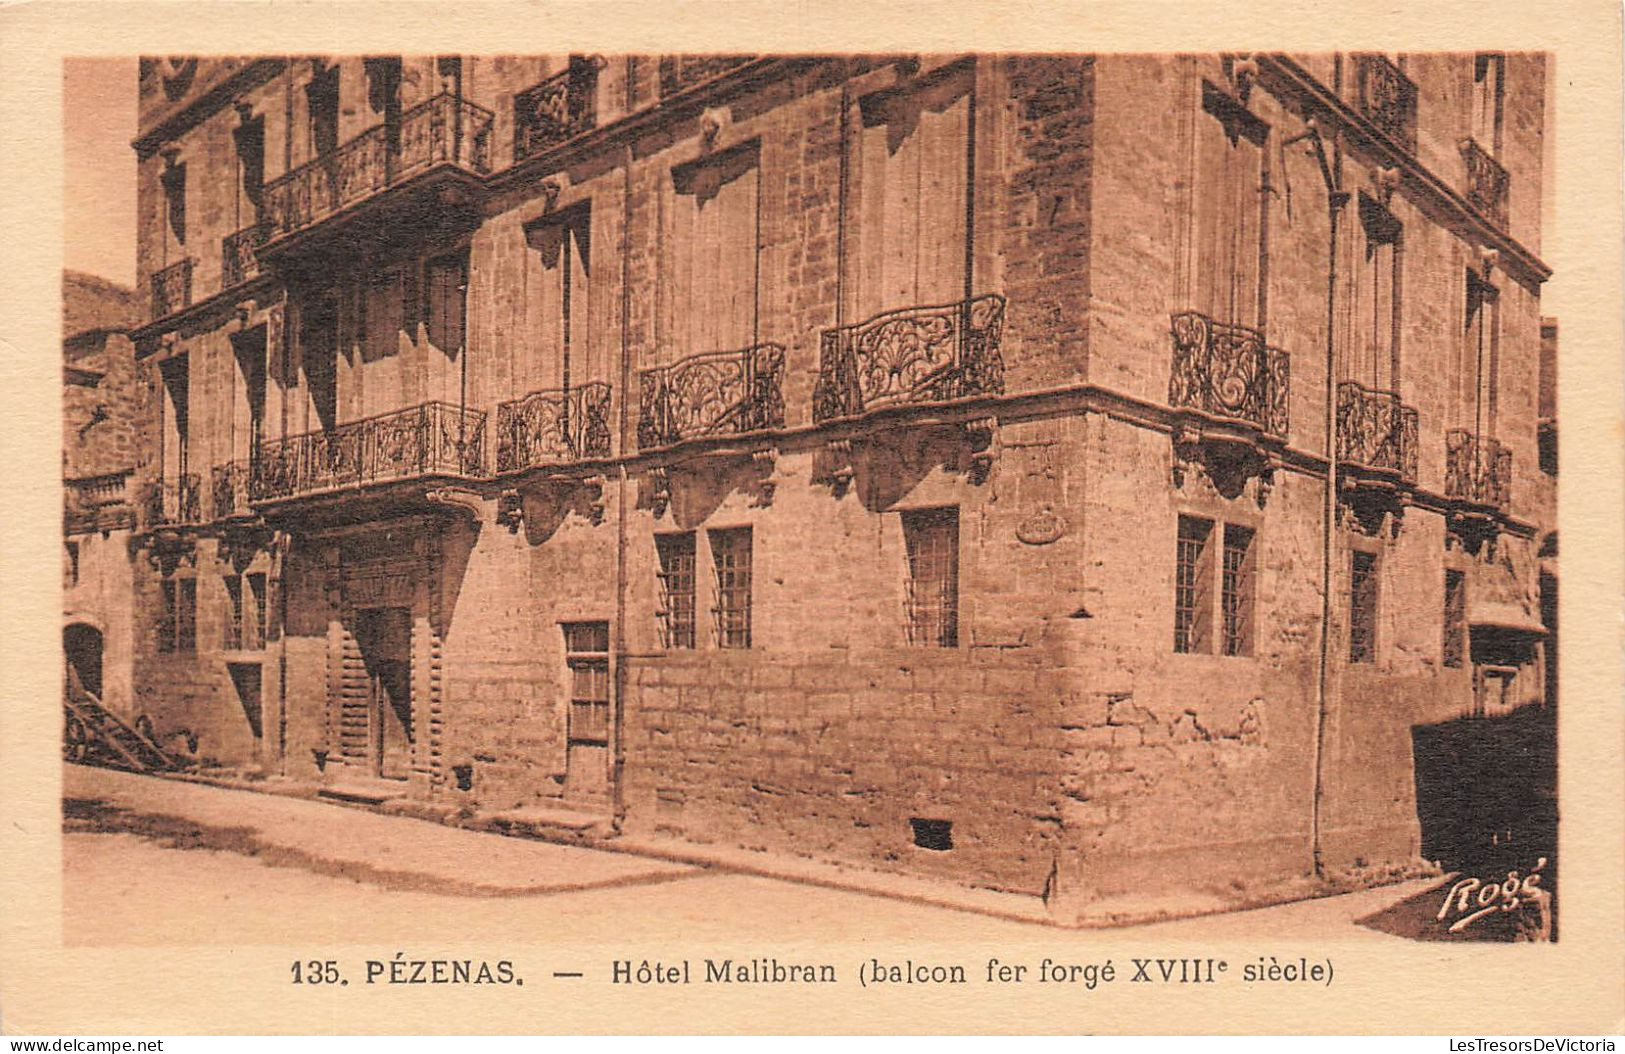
xmin=910 ymin=817 xmax=954 ymax=851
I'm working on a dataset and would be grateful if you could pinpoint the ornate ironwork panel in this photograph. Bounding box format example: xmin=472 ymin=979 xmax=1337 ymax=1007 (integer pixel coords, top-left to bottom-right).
xmin=1336 ymin=381 xmax=1419 ymax=481
xmin=262 ymin=92 xmax=493 ymax=239
xmin=637 ymin=345 xmax=785 ymax=450
xmin=495 ymin=381 xmax=613 ymax=473
xmin=513 ymin=60 xmax=598 ymax=162
xmin=1445 ymin=429 xmax=1512 ymax=511
xmin=1354 ymin=54 xmax=1418 ymax=153
xmin=210 ymin=460 xmax=254 ymax=520
xmin=141 ymin=473 xmax=202 ymax=528
xmin=1168 ymin=310 xmax=1290 ymax=437
xmin=250 ymin=401 xmax=486 ymax=502
xmin=150 ymin=259 xmax=193 ymax=320
xmin=222 ymin=222 xmax=268 ymax=288
xmin=1460 ymin=137 xmax=1510 ymax=228
xmin=658 ymin=55 xmax=753 ymax=98
xmin=813 ymin=295 xmax=1006 ymax=424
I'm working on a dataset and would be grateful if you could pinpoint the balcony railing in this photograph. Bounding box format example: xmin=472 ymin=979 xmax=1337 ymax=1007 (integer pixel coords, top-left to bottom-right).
xmin=1460 ymin=137 xmax=1510 ymax=228
xmin=658 ymin=55 xmax=754 ymax=98
xmin=251 ymin=401 xmax=486 ymax=502
xmin=513 ymin=59 xmax=598 ymax=163
xmin=64 ymin=473 xmax=132 ymax=534
xmin=222 ymin=221 xmax=269 ymax=288
xmin=262 ymin=92 xmax=493 ymax=240
xmin=637 ymin=344 xmax=786 ymax=451
xmin=1353 ymin=54 xmax=1418 ymax=153
xmin=813 ymin=295 xmax=1006 ymax=423
xmin=1337 ymin=381 xmax=1419 ymax=481
xmin=141 ymin=473 xmax=203 ymax=529
xmin=495 ymin=381 xmax=613 ymax=473
xmin=1446 ymin=429 xmax=1512 ymax=511
xmin=150 ymin=259 xmax=193 ymax=321
xmin=210 ymin=459 xmax=254 ymax=520
xmin=1168 ymin=310 xmax=1291 ymax=437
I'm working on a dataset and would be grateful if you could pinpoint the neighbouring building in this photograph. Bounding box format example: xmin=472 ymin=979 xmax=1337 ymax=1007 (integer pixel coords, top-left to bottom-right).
xmin=117 ymin=52 xmax=1556 ymax=919
xmin=63 ymin=271 xmax=144 ymax=724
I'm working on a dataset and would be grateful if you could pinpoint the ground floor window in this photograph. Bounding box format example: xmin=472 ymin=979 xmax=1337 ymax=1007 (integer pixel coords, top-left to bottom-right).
xmin=902 ymin=507 xmax=960 ymax=647
xmin=563 ymin=621 xmax=610 ymax=747
xmin=1349 ymin=550 xmax=1380 ymax=663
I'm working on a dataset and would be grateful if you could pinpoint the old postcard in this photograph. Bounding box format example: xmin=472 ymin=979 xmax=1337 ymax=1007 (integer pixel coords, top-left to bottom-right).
xmin=3 ymin=0 xmax=1621 ymax=1037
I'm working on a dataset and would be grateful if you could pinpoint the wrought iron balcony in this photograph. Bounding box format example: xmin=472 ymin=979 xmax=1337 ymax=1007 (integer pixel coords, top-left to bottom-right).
xmin=251 ymin=401 xmax=486 ymax=503
xmin=210 ymin=459 xmax=255 ymax=520
xmin=1459 ymin=137 xmax=1510 ymax=228
xmin=1168 ymin=310 xmax=1291 ymax=438
xmin=150 ymin=259 xmax=193 ymax=321
xmin=1337 ymin=381 xmax=1419 ymax=482
xmin=658 ymin=55 xmax=754 ymax=98
xmin=513 ymin=58 xmax=599 ymax=163
xmin=261 ymin=92 xmax=493 ymax=241
xmin=1353 ymin=54 xmax=1418 ymax=153
xmin=812 ymin=295 xmax=1006 ymax=424
xmin=1446 ymin=429 xmax=1512 ymax=512
xmin=141 ymin=473 xmax=203 ymax=529
xmin=637 ymin=345 xmax=786 ymax=451
xmin=222 ymin=221 xmax=269 ymax=288
xmin=495 ymin=381 xmax=612 ymax=473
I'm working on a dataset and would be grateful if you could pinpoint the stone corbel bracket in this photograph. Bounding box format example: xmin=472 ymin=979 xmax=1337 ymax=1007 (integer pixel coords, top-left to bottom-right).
xmin=425 ymin=486 xmax=483 ymax=524
xmin=964 ymin=416 xmax=1000 ymax=485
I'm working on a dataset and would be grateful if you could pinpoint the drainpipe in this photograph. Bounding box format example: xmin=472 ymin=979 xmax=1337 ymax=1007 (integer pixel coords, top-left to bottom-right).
xmin=1284 ymin=118 xmax=1346 ymax=879
xmin=609 ymin=137 xmax=634 ymax=833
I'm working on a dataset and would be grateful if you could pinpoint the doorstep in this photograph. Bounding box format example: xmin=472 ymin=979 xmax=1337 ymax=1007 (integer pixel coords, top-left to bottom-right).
xmin=477 ymin=800 xmax=613 ymax=841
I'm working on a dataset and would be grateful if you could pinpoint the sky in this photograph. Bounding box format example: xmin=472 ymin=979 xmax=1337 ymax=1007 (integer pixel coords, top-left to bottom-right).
xmin=63 ymin=57 xmax=138 ymax=287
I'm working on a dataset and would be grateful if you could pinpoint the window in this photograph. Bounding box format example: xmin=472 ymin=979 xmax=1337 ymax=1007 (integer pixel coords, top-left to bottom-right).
xmin=1349 ymin=194 xmax=1402 ymax=389
xmin=425 ymin=252 xmax=469 ymax=353
xmin=160 ymin=578 xmax=196 ymax=654
xmin=224 ymin=572 xmax=268 ymax=651
xmin=159 ymin=355 xmax=191 ymax=490
xmin=65 ymin=541 xmax=80 ymax=588
xmin=307 ymin=65 xmax=340 ymax=158
xmin=161 ymin=159 xmax=187 ymax=246
xmin=1220 ymin=523 xmax=1256 ymax=657
xmin=524 ymin=203 xmax=591 ymax=393
xmin=902 ymin=507 xmax=960 ymax=647
xmin=1174 ymin=515 xmax=1215 ymax=654
xmin=852 ymin=58 xmax=975 ymax=317
xmin=1464 ymin=269 xmax=1500 ymax=436
xmin=234 ymin=114 xmax=265 ymax=211
xmin=1349 ymin=550 xmax=1379 ymax=664
xmin=1472 ymin=53 xmax=1505 ymax=156
xmin=655 ymin=532 xmax=697 ymax=650
xmin=562 ymin=622 xmax=610 ymax=746
xmin=299 ymin=294 xmax=339 ymax=432
xmin=709 ymin=527 xmax=753 ymax=648
xmin=665 ymin=140 xmax=759 ymax=356
xmin=1443 ymin=569 xmax=1466 ymax=668
xmin=1186 ymin=79 xmax=1269 ymax=329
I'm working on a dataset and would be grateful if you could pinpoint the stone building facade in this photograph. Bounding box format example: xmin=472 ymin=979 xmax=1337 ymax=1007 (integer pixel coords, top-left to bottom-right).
xmin=63 ymin=272 xmax=145 ymax=722
xmin=120 ymin=52 xmax=1555 ymax=917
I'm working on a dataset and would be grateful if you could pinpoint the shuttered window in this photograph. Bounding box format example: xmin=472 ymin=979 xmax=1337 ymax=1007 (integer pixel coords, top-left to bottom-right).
xmin=665 ymin=140 xmax=759 ymax=357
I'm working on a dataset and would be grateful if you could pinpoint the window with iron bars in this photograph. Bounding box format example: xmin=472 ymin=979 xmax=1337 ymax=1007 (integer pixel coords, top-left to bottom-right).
xmin=224 ymin=572 xmax=268 ymax=651
xmin=709 ymin=527 xmax=753 ymax=649
xmin=562 ymin=621 xmax=610 ymax=746
xmin=1220 ymin=523 xmax=1256 ymax=657
xmin=161 ymin=577 xmax=197 ymax=654
xmin=1443 ymin=568 xmax=1466 ymax=668
xmin=655 ymin=532 xmax=697 ymax=650
xmin=1349 ymin=550 xmax=1379 ymax=664
xmin=902 ymin=507 xmax=959 ymax=647
xmin=1174 ymin=515 xmax=1214 ymax=654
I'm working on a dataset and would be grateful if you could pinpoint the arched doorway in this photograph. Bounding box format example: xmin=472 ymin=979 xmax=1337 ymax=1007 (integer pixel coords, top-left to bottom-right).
xmin=64 ymin=622 xmax=103 ymax=700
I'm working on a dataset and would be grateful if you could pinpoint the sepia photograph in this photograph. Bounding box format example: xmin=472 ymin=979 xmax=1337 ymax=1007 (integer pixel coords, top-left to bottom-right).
xmin=6 ymin=0 xmax=1623 ymax=1039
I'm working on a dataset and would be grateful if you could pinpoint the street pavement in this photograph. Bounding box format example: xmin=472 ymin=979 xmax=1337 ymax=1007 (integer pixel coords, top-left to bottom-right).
xmin=62 ymin=763 xmax=1444 ymax=947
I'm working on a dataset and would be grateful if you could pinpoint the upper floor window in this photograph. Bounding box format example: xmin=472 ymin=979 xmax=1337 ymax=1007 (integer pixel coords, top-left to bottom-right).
xmin=1347 ymin=194 xmax=1403 ymax=389
xmin=902 ymin=507 xmax=960 ymax=648
xmin=307 ymin=64 xmax=340 ymax=158
xmin=1184 ymin=79 xmax=1268 ymax=330
xmin=850 ymin=58 xmax=975 ymax=318
xmin=159 ymin=355 xmax=190 ymax=479
xmin=664 ymin=140 xmax=760 ymax=356
xmin=161 ymin=157 xmax=187 ymax=247
xmin=1472 ymin=53 xmax=1506 ymax=157
xmin=524 ymin=202 xmax=592 ymax=390
xmin=233 ymin=114 xmax=265 ymax=213
xmin=1464 ymin=268 xmax=1501 ymax=434
xmin=425 ymin=251 xmax=469 ymax=354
